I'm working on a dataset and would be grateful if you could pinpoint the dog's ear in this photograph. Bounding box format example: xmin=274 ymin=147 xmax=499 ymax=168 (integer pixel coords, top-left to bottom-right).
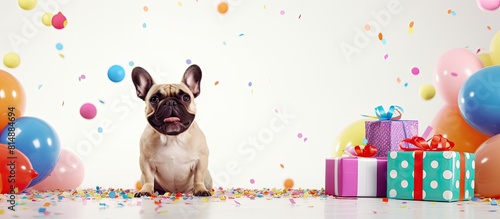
xmin=182 ymin=64 xmax=202 ymax=98
xmin=132 ymin=67 xmax=155 ymax=101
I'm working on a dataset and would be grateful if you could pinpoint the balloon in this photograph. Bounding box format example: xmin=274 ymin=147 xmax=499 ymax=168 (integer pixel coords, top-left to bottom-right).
xmin=332 ymin=118 xmax=369 ymax=157
xmin=475 ymin=133 xmax=500 ymax=198
xmin=477 ymin=0 xmax=500 ymax=11
xmin=0 ymin=117 xmax=61 ymax=187
xmin=478 ymin=53 xmax=493 ymax=67
xmin=3 ymin=52 xmax=21 ymax=68
xmin=490 ymin=31 xmax=500 ymax=65
xmin=30 ymin=149 xmax=85 ymax=191
xmin=458 ymin=65 xmax=500 ymax=136
xmin=41 ymin=12 xmax=53 ymax=26
xmin=80 ymin=103 xmax=97 ymax=119
xmin=430 ymin=104 xmax=489 ymax=153
xmin=18 ymin=0 xmax=37 ymax=10
xmin=0 ymin=144 xmax=38 ymax=194
xmin=107 ymin=65 xmax=125 ymax=82
xmin=419 ymin=83 xmax=436 ymax=100
xmin=51 ymin=12 xmax=67 ymax=30
xmin=0 ymin=69 xmax=26 ymax=131
xmin=434 ymin=48 xmax=483 ymax=105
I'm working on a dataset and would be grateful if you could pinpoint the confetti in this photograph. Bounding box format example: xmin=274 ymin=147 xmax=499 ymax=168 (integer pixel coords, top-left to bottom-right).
xmin=477 ymin=48 xmax=481 ymax=54
xmin=59 ymin=53 xmax=65 ymax=58
xmin=143 ymin=6 xmax=149 ymax=12
xmin=38 ymin=84 xmax=43 ymax=90
xmin=129 ymin=61 xmax=134 ymax=67
xmin=372 ymin=211 xmax=377 ymax=214
xmin=404 ymin=82 xmax=408 ymax=87
xmin=284 ymin=178 xmax=294 ymax=189
xmin=298 ymin=14 xmax=301 ymax=19
xmin=409 ymin=21 xmax=414 ymax=28
xmin=489 ymin=210 xmax=497 ymax=212
xmin=378 ymin=33 xmax=383 ymax=41
xmin=451 ymin=72 xmax=458 ymax=77
xmin=186 ymin=59 xmax=192 ymax=65
xmin=384 ymin=54 xmax=388 ymax=60
xmin=202 ymin=197 xmax=209 ymax=202
xmin=97 ymin=127 xmax=103 ymax=133
xmin=280 ymin=164 xmax=284 ymax=169
xmin=280 ymin=10 xmax=285 ymax=15
xmin=56 ymin=43 xmax=63 ymax=51
xmin=80 ymin=74 xmax=86 ymax=80
xmin=396 ymin=77 xmax=401 ymax=83
xmin=250 ymin=179 xmax=255 ymax=184
xmin=82 ymin=198 xmax=87 ymax=205
xmin=248 ymin=82 xmax=252 ymax=87
xmin=239 ymin=33 xmax=245 ymax=37
xmin=289 ymin=198 xmax=296 ymax=205
xmin=234 ymin=200 xmax=241 ymax=205
xmin=142 ymin=23 xmax=147 ymax=28
xmin=303 ymin=137 xmax=308 ymax=142
xmin=43 ymin=202 xmax=50 ymax=207
xmin=491 ymin=199 xmax=498 ymax=206
xmin=364 ymin=24 xmax=370 ymax=31
xmin=217 ymin=2 xmax=228 ymax=14
xmin=38 ymin=208 xmax=46 ymax=213
xmin=178 ymin=1 xmax=182 ymax=7
xmin=488 ymin=26 xmax=492 ymax=30
xmin=62 ymin=101 xmax=65 ymax=106
xmin=382 ymin=197 xmax=388 ymax=203
xmin=408 ymin=27 xmax=414 ymax=34
xmin=297 ymin=133 xmax=303 ymax=138
xmin=422 ymin=126 xmax=433 ymax=139
xmin=411 ymin=67 xmax=420 ymax=75
xmin=381 ymin=38 xmax=387 ymax=45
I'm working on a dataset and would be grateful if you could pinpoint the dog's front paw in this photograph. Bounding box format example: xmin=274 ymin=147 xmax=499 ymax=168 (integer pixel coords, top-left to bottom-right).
xmin=134 ymin=191 xmax=152 ymax=197
xmin=194 ymin=190 xmax=211 ymax=197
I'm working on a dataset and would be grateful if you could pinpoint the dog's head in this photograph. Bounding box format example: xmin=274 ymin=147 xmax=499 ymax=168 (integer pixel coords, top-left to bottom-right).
xmin=132 ymin=65 xmax=202 ymax=135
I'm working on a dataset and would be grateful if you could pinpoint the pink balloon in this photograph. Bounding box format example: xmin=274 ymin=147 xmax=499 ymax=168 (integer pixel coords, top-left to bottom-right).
xmin=29 ymin=149 xmax=85 ymax=191
xmin=434 ymin=48 xmax=483 ymax=105
xmin=477 ymin=0 xmax=500 ymax=11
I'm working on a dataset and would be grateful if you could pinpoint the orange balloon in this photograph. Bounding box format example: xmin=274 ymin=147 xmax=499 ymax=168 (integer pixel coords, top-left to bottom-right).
xmin=0 ymin=69 xmax=26 ymax=130
xmin=475 ymin=134 xmax=500 ymax=198
xmin=217 ymin=2 xmax=228 ymax=14
xmin=430 ymin=104 xmax=489 ymax=153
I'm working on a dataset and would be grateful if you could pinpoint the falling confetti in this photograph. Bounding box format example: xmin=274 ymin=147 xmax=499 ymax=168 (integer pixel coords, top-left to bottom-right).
xmin=364 ymin=24 xmax=371 ymax=31
xmin=396 ymin=77 xmax=401 ymax=83
xmin=451 ymin=72 xmax=458 ymax=77
xmin=404 ymin=82 xmax=408 ymax=87
xmin=381 ymin=39 xmax=387 ymax=45
xmin=298 ymin=14 xmax=301 ymax=19
xmin=80 ymin=74 xmax=86 ymax=80
xmin=239 ymin=33 xmax=245 ymax=37
xmin=129 ymin=61 xmax=134 ymax=67
xmin=447 ymin=9 xmax=457 ymax=16
xmin=59 ymin=53 xmax=65 ymax=58
xmin=487 ymin=25 xmax=492 ymax=30
xmin=38 ymin=84 xmax=43 ymax=90
xmin=297 ymin=133 xmax=303 ymax=138
xmin=99 ymin=100 xmax=105 ymax=104
xmin=250 ymin=179 xmax=255 ymax=184
xmin=186 ymin=59 xmax=192 ymax=65
xmin=178 ymin=1 xmax=182 ymax=7
xmin=409 ymin=21 xmax=414 ymax=28
xmin=384 ymin=54 xmax=388 ymax=60
xmin=280 ymin=10 xmax=285 ymax=15
xmin=248 ymin=82 xmax=252 ymax=87
xmin=264 ymin=5 xmax=266 ymax=10
xmin=142 ymin=23 xmax=147 ymax=28
xmin=382 ymin=198 xmax=389 ymax=203
xmin=62 ymin=101 xmax=65 ymax=106
xmin=476 ymin=48 xmax=482 ymax=54
xmin=289 ymin=199 xmax=296 ymax=205
xmin=378 ymin=33 xmax=383 ymax=41
xmin=280 ymin=164 xmax=284 ymax=169
xmin=362 ymin=138 xmax=368 ymax=144
xmin=143 ymin=6 xmax=149 ymax=12
xmin=411 ymin=67 xmax=420 ymax=75
xmin=97 ymin=127 xmax=103 ymax=133
xmin=56 ymin=43 xmax=63 ymax=51
xmin=214 ymin=81 xmax=219 ymax=85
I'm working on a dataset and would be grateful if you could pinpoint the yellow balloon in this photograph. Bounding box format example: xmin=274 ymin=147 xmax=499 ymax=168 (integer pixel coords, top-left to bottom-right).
xmin=18 ymin=0 xmax=37 ymax=10
xmin=41 ymin=12 xmax=53 ymax=26
xmin=3 ymin=52 xmax=21 ymax=68
xmin=489 ymin=31 xmax=500 ymax=65
xmin=419 ymin=83 xmax=436 ymax=100
xmin=332 ymin=118 xmax=370 ymax=157
xmin=478 ymin=53 xmax=493 ymax=67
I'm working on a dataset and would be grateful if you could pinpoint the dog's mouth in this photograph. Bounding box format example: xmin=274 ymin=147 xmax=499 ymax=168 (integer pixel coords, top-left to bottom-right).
xmin=163 ymin=117 xmax=180 ymax=123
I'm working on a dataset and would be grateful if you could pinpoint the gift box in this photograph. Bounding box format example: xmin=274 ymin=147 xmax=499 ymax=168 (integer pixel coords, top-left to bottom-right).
xmin=365 ymin=120 xmax=418 ymax=157
xmin=386 ymin=135 xmax=475 ymax=202
xmin=325 ymin=156 xmax=387 ymax=197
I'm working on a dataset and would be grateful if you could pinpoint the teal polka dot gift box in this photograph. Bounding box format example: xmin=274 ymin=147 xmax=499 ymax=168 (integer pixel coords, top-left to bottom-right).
xmin=387 ymin=135 xmax=475 ymax=202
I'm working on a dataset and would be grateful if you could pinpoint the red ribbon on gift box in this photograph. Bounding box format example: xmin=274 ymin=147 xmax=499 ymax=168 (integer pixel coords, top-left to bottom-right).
xmin=399 ymin=134 xmax=465 ymax=201
xmin=345 ymin=144 xmax=378 ymax=157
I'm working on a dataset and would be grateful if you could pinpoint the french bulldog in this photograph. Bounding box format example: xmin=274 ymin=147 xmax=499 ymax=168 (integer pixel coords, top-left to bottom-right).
xmin=132 ymin=64 xmax=212 ymax=197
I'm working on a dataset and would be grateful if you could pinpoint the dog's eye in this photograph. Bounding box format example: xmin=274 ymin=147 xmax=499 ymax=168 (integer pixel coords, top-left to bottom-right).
xmin=182 ymin=94 xmax=190 ymax=102
xmin=150 ymin=96 xmax=159 ymax=104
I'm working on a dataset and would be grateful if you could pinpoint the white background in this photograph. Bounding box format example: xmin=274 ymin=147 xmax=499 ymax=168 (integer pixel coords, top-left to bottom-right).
xmin=1 ymin=0 xmax=498 ymax=190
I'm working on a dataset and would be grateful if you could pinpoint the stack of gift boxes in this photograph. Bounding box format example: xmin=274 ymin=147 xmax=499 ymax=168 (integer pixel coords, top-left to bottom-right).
xmin=325 ymin=106 xmax=475 ymax=202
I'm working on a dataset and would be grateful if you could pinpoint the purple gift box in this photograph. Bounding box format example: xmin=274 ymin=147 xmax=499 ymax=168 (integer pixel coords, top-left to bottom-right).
xmin=365 ymin=120 xmax=418 ymax=157
xmin=325 ymin=157 xmax=387 ymax=197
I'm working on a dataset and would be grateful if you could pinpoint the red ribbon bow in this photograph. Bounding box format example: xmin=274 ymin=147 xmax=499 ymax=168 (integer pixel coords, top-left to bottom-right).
xmin=399 ymin=134 xmax=454 ymax=151
xmin=346 ymin=144 xmax=378 ymax=157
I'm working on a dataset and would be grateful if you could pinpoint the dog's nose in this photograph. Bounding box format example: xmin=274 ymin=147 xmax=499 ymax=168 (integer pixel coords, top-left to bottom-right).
xmin=165 ymin=99 xmax=177 ymax=106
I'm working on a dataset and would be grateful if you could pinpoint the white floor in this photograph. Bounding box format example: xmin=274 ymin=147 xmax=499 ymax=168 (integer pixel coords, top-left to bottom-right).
xmin=0 ymin=192 xmax=498 ymax=219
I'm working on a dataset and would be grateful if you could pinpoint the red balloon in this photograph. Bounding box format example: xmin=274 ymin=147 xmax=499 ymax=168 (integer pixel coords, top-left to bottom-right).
xmin=430 ymin=104 xmax=489 ymax=153
xmin=0 ymin=144 xmax=38 ymax=194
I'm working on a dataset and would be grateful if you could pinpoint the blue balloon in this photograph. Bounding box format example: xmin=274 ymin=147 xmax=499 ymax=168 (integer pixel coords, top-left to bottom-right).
xmin=0 ymin=117 xmax=61 ymax=187
xmin=458 ymin=65 xmax=500 ymax=136
xmin=108 ymin=65 xmax=125 ymax=83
